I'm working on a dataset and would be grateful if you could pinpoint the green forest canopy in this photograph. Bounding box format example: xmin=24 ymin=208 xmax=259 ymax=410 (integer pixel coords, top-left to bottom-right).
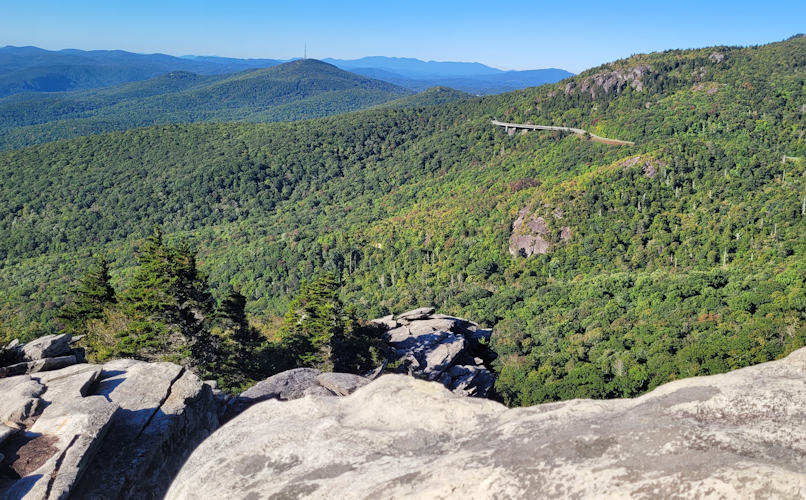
xmin=0 ymin=36 xmax=803 ymax=405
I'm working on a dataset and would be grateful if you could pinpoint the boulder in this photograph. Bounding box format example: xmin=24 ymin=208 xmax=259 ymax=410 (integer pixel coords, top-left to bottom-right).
xmin=316 ymin=373 xmax=370 ymax=396
xmin=0 ymin=354 xmax=78 ymax=378
xmin=239 ymin=367 xmax=321 ymax=402
xmin=302 ymin=385 xmax=338 ymax=397
xmin=392 ymin=331 xmax=465 ymax=381
xmin=18 ymin=333 xmax=73 ymax=361
xmin=395 ymin=307 xmax=435 ymax=322
xmin=405 ymin=318 xmax=458 ymax=336
xmin=228 ymin=368 xmax=322 ymax=416
xmin=169 ymin=348 xmax=806 ymax=499
xmin=442 ymin=365 xmax=495 ymax=397
xmin=0 ymin=375 xmax=46 ymax=428
xmin=377 ymin=310 xmax=495 ymax=397
xmin=368 ymin=314 xmax=398 ymax=329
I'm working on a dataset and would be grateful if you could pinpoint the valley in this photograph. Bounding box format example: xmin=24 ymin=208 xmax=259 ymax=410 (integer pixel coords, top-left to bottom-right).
xmin=0 ymin=36 xmax=803 ymax=406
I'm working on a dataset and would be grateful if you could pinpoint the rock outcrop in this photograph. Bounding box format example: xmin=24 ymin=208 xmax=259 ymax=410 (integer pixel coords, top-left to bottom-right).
xmin=373 ymin=308 xmax=496 ymax=397
xmin=564 ymin=64 xmax=652 ymax=98
xmin=0 ymin=358 xmax=222 ymax=499
xmin=170 ymin=347 xmax=806 ymax=498
xmin=509 ymin=206 xmax=572 ymax=257
xmin=1 ymin=334 xmax=85 ymax=378
xmin=227 ymin=368 xmax=371 ymax=417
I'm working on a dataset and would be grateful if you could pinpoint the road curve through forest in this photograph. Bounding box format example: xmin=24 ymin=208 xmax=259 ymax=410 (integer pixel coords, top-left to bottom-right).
xmin=491 ymin=119 xmax=635 ymax=146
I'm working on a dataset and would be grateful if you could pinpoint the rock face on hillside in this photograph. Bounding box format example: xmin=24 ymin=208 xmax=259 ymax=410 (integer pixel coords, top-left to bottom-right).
xmin=564 ymin=64 xmax=652 ymax=98
xmin=0 ymin=334 xmax=85 ymax=378
xmin=169 ymin=348 xmax=806 ymax=499
xmin=509 ymin=206 xmax=572 ymax=257
xmin=0 ymin=357 xmax=222 ymax=499
xmin=372 ymin=308 xmax=496 ymax=397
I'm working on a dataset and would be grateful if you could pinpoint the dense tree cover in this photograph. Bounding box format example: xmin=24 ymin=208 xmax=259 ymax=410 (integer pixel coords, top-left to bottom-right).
xmin=0 ymin=45 xmax=284 ymax=98
xmin=0 ymin=59 xmax=418 ymax=150
xmin=63 ymin=229 xmax=386 ymax=391
xmin=1 ymin=36 xmax=804 ymax=404
xmin=278 ymin=273 xmax=387 ymax=373
xmin=57 ymin=255 xmax=116 ymax=335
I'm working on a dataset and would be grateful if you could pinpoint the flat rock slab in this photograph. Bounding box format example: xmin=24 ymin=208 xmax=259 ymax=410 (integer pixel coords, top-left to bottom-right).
xmin=0 ymin=358 xmax=223 ymax=500
xmin=9 ymin=395 xmax=118 ymax=500
xmin=405 ymin=318 xmax=458 ymax=337
xmin=70 ymin=361 xmax=220 ymax=500
xmin=0 ymin=355 xmax=78 ymax=378
xmin=18 ymin=334 xmax=73 ymax=362
xmin=368 ymin=315 xmax=398 ymax=329
xmin=316 ymin=373 xmax=370 ymax=396
xmin=395 ymin=307 xmax=435 ymax=322
xmin=169 ymin=348 xmax=806 ymax=499
xmin=239 ymin=368 xmax=322 ymax=402
xmin=0 ymin=375 xmax=46 ymax=428
xmin=36 ymin=364 xmax=102 ymax=407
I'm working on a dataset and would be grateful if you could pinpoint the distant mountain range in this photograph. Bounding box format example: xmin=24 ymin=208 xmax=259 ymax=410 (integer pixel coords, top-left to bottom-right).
xmin=0 ymin=46 xmax=573 ymax=98
xmin=323 ymin=57 xmax=574 ymax=94
xmin=0 ymin=59 xmax=471 ymax=150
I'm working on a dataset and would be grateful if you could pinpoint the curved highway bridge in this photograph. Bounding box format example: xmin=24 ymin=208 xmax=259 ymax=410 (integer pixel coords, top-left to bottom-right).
xmin=492 ymin=119 xmax=635 ymax=146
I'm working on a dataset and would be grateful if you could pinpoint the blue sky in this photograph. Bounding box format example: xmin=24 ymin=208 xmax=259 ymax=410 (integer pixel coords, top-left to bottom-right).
xmin=2 ymin=1 xmax=804 ymax=72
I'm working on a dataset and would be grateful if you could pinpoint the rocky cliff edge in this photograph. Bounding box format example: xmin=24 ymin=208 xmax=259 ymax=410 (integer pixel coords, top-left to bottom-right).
xmin=169 ymin=347 xmax=806 ymax=499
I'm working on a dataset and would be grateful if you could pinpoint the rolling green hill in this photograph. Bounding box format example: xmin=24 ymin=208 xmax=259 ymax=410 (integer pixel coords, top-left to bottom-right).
xmin=0 ymin=45 xmax=283 ymax=97
xmin=1 ymin=36 xmax=804 ymax=404
xmin=0 ymin=59 xmax=414 ymax=149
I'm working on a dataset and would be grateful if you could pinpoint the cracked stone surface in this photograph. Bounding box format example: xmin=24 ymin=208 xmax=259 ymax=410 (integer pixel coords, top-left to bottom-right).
xmin=169 ymin=348 xmax=806 ymax=499
xmin=377 ymin=310 xmax=496 ymax=397
xmin=0 ymin=359 xmax=222 ymax=499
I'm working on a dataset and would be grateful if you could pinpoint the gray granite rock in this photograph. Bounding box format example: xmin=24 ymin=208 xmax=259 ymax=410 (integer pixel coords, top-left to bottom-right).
xmin=239 ymin=367 xmax=321 ymax=402
xmin=228 ymin=368 xmax=323 ymax=417
xmin=0 ymin=359 xmax=223 ymax=500
xmin=316 ymin=372 xmax=371 ymax=396
xmin=376 ymin=310 xmax=495 ymax=397
xmin=444 ymin=365 xmax=495 ymax=397
xmin=0 ymin=354 xmax=78 ymax=378
xmin=18 ymin=333 xmax=73 ymax=361
xmin=368 ymin=314 xmax=398 ymax=329
xmin=0 ymin=375 xmax=46 ymax=428
xmin=169 ymin=348 xmax=806 ymax=499
xmin=0 ymin=424 xmax=15 ymax=446
xmin=395 ymin=306 xmax=435 ymax=322
xmin=11 ymin=395 xmax=118 ymax=500
xmin=393 ymin=331 xmax=465 ymax=381
xmin=70 ymin=361 xmax=221 ymax=500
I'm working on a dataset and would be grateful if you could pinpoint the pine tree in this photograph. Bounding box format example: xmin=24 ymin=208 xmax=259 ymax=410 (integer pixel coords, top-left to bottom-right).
xmin=279 ymin=273 xmax=387 ymax=372
xmin=280 ymin=273 xmax=344 ymax=370
xmin=58 ymin=256 xmax=116 ymax=335
xmin=120 ymin=226 xmax=215 ymax=365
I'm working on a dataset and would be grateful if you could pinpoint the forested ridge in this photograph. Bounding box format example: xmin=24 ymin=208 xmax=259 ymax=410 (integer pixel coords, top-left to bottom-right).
xmin=0 ymin=59 xmax=431 ymax=150
xmin=1 ymin=36 xmax=804 ymax=402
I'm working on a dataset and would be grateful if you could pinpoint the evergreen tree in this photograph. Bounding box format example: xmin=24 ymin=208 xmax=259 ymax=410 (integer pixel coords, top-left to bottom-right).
xmin=119 ymin=226 xmax=216 ymax=366
xmin=280 ymin=273 xmax=387 ymax=372
xmin=210 ymin=286 xmax=268 ymax=388
xmin=58 ymin=256 xmax=116 ymax=335
xmin=280 ymin=273 xmax=344 ymax=370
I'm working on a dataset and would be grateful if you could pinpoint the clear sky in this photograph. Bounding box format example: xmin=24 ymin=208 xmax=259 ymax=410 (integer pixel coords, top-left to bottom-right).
xmin=1 ymin=0 xmax=804 ymax=73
